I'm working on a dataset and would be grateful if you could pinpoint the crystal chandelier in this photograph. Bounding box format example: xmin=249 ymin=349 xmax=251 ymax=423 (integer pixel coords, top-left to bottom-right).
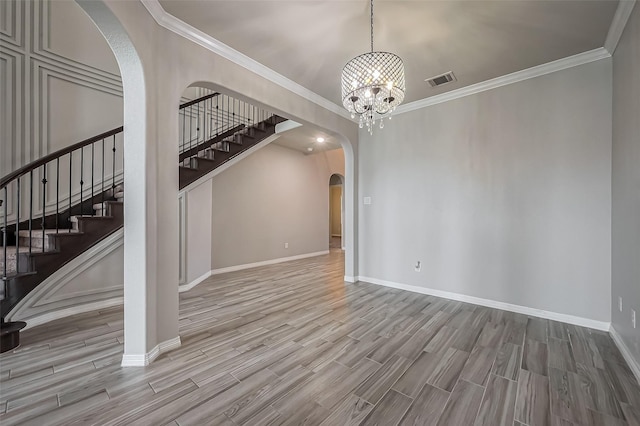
xmin=341 ymin=0 xmax=405 ymax=134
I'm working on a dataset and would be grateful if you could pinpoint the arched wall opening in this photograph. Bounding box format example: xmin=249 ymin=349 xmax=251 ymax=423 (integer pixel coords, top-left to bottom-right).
xmin=74 ymin=0 xmax=360 ymax=365
xmin=76 ymin=0 xmax=181 ymax=366
xmin=176 ymin=83 xmax=355 ymax=284
xmin=185 ymin=81 xmax=358 ymax=282
xmin=329 ymin=174 xmax=345 ymax=250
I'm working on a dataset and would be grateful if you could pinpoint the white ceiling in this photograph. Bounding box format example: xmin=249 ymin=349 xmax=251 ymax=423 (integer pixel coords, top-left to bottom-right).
xmin=274 ymin=125 xmax=342 ymax=154
xmin=159 ymin=0 xmax=618 ymax=107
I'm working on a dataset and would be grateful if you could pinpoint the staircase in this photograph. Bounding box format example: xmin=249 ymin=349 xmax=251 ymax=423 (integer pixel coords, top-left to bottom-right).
xmin=0 ymin=92 xmax=285 ymax=352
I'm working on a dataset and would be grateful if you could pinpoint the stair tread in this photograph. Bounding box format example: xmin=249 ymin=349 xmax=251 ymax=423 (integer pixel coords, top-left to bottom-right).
xmin=70 ymin=215 xmax=114 ymax=220
xmin=18 ymin=229 xmax=78 ymax=237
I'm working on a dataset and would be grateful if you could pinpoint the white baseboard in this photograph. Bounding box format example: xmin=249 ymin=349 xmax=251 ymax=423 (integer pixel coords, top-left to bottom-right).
xmin=20 ymin=297 xmax=124 ymax=330
xmin=178 ymin=251 xmax=330 ymax=292
xmin=179 ymin=270 xmax=212 ymax=293
xmin=609 ymin=326 xmax=640 ymax=384
xmin=356 ymin=276 xmax=611 ymax=331
xmin=344 ymin=276 xmax=356 ymax=283
xmin=121 ymin=336 xmax=182 ymax=367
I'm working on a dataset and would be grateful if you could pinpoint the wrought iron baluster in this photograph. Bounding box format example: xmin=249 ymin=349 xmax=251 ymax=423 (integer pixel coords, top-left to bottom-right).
xmin=41 ymin=164 xmax=47 ymax=253
xmin=112 ymin=135 xmax=116 ymax=192
xmin=15 ymin=177 xmax=20 ymax=272
xmin=2 ymin=187 xmax=7 ymax=278
xmin=101 ymin=139 xmax=105 ymax=206
xmin=80 ymin=147 xmax=84 ymax=216
xmin=182 ymin=109 xmax=186 ymax=155
xmin=29 ymin=171 xmax=33 ymax=255
xmin=56 ymin=158 xmax=59 ymax=233
xmin=91 ymin=143 xmax=95 ymax=216
xmin=69 ymin=152 xmax=73 ymax=224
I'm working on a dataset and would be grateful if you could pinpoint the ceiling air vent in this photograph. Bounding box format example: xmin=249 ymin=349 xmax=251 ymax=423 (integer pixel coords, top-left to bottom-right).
xmin=425 ymin=71 xmax=456 ymax=88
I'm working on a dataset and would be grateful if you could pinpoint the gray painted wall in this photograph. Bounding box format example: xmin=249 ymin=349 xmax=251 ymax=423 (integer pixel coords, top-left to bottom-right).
xmin=359 ymin=59 xmax=612 ymax=322
xmin=186 ymin=179 xmax=213 ymax=283
xmin=211 ymin=144 xmax=344 ymax=269
xmin=612 ymin=4 xmax=640 ymax=366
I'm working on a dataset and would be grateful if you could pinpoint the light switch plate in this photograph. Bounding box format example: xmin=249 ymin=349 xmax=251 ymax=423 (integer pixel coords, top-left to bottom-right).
xmin=363 ymin=197 xmax=372 ymax=205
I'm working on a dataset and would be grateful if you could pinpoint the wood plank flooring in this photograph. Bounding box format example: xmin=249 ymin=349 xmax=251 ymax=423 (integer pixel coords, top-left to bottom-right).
xmin=1 ymin=250 xmax=638 ymax=425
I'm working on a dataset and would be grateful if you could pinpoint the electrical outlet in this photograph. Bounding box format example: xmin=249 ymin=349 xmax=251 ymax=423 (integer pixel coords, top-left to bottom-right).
xmin=619 ymin=297 xmax=623 ymax=312
xmin=632 ymin=309 xmax=636 ymax=329
xmin=284 ymin=242 xmax=289 ymax=249
xmin=414 ymin=261 xmax=421 ymax=272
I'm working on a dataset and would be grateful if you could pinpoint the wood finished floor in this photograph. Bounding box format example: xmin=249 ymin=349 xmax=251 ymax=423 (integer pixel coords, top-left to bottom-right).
xmin=1 ymin=250 xmax=639 ymax=426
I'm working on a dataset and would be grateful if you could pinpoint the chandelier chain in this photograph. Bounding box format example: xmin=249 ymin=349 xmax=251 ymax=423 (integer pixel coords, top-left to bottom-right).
xmin=370 ymin=0 xmax=374 ymax=52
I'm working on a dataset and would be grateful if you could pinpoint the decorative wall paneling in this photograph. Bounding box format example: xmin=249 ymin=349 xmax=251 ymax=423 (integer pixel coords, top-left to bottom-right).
xmin=0 ymin=0 xmax=123 ymax=224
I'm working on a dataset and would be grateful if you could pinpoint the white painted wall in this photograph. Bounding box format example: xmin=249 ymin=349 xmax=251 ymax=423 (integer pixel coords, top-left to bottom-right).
xmin=612 ymin=3 xmax=640 ymax=369
xmin=359 ymin=59 xmax=612 ymax=323
xmin=210 ymin=145 xmax=344 ymax=270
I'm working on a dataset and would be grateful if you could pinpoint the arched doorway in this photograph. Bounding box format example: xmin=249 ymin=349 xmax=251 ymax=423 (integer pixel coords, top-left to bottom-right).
xmin=76 ymin=0 xmax=181 ymax=366
xmin=329 ymin=174 xmax=345 ymax=250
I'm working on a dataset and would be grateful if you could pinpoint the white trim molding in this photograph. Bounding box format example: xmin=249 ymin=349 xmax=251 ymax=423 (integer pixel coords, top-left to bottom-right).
xmin=6 ymin=229 xmax=124 ymax=324
xmin=394 ymin=48 xmax=611 ymax=116
xmin=121 ymin=336 xmax=182 ymax=367
xmin=344 ymin=276 xmax=356 ymax=283
xmin=179 ymin=270 xmax=212 ymax=293
xmin=357 ymin=276 xmax=611 ymax=331
xmin=609 ymin=326 xmax=640 ymax=384
xmin=20 ymin=297 xmax=123 ymax=330
xmin=604 ymin=0 xmax=637 ymax=55
xmin=141 ymin=0 xmax=350 ymax=120
xmin=179 ymin=250 xmax=330 ymax=292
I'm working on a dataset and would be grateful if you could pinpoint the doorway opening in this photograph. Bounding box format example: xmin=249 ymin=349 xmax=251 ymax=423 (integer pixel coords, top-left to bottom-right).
xmin=329 ymin=174 xmax=345 ymax=250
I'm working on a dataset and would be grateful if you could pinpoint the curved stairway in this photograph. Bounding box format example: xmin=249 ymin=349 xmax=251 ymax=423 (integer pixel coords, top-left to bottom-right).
xmin=1 ymin=92 xmax=285 ymax=352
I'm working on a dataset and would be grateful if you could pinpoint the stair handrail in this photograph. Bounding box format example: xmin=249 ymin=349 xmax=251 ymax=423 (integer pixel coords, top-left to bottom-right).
xmin=178 ymin=92 xmax=275 ymax=166
xmin=0 ymin=92 xmax=225 ymax=189
xmin=179 ymin=92 xmax=220 ymax=110
xmin=0 ymin=126 xmax=124 ymax=191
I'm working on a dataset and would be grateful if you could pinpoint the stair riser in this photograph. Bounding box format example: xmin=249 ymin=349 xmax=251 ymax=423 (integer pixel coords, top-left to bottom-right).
xmin=75 ymin=220 xmax=118 ymax=234
xmin=0 ymin=258 xmax=17 ymax=275
xmin=18 ymin=235 xmax=55 ymax=250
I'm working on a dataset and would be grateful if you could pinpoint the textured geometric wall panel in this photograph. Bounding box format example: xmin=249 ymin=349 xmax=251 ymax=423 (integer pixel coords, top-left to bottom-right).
xmin=0 ymin=0 xmax=123 ymax=219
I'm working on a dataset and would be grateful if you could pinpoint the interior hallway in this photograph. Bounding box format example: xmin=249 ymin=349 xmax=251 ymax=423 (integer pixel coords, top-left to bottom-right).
xmin=0 ymin=251 xmax=638 ymax=425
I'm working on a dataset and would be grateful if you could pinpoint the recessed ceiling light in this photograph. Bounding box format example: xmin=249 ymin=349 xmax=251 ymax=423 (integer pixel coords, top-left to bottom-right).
xmin=316 ymin=137 xmax=325 ymax=143
xmin=307 ymin=147 xmax=314 ymax=152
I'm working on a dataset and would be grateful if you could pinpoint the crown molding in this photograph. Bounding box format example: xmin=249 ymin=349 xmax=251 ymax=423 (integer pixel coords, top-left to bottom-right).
xmin=394 ymin=47 xmax=611 ymax=116
xmin=141 ymin=1 xmax=619 ymax=123
xmin=140 ymin=0 xmax=351 ymax=120
xmin=605 ymin=0 xmax=637 ymax=55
